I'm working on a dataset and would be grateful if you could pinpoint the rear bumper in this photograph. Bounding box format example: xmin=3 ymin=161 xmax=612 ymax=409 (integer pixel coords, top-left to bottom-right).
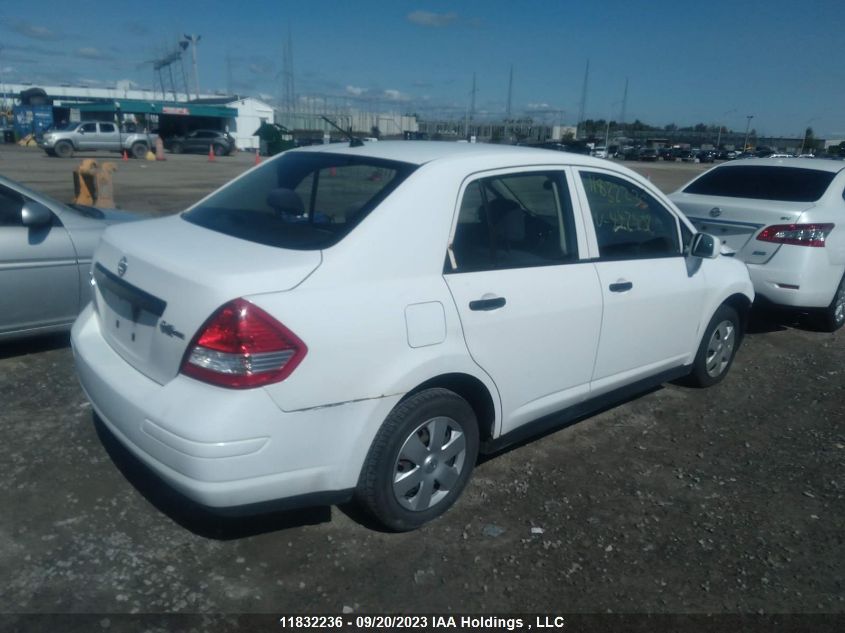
xmin=747 ymin=246 xmax=844 ymax=309
xmin=71 ymin=303 xmax=399 ymax=509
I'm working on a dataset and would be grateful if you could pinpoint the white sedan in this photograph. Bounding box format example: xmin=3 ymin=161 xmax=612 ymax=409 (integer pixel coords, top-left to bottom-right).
xmin=669 ymin=157 xmax=845 ymax=330
xmin=72 ymin=142 xmax=753 ymax=531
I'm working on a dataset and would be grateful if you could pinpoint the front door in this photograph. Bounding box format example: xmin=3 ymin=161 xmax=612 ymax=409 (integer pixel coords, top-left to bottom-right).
xmin=444 ymin=169 xmax=603 ymax=435
xmin=0 ymin=186 xmax=79 ymax=335
xmin=573 ymin=168 xmax=705 ymax=394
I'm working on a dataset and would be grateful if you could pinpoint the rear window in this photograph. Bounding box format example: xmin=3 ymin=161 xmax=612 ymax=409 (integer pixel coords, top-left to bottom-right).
xmin=183 ymin=152 xmax=416 ymax=249
xmin=683 ymin=166 xmax=836 ymax=202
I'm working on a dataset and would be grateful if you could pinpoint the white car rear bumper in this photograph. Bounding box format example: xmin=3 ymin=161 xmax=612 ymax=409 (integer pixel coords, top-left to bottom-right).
xmin=71 ymin=304 xmax=398 ymax=509
xmin=747 ymin=245 xmax=844 ymax=308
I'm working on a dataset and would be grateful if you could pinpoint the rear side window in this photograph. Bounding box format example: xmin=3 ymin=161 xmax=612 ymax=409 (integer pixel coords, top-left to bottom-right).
xmin=684 ymin=166 xmax=835 ymax=202
xmin=183 ymin=152 xmax=416 ymax=249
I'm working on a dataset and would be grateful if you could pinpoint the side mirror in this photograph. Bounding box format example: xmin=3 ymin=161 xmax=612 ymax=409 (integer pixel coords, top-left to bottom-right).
xmin=21 ymin=201 xmax=53 ymax=227
xmin=690 ymin=232 xmax=719 ymax=259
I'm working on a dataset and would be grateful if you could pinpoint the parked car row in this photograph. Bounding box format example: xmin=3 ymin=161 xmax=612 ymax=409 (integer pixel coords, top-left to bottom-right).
xmin=6 ymin=143 xmax=843 ymax=533
xmin=39 ymin=124 xmax=237 ymax=158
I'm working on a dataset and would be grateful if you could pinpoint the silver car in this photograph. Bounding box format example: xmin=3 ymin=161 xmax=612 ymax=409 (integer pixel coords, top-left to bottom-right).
xmin=0 ymin=174 xmax=138 ymax=341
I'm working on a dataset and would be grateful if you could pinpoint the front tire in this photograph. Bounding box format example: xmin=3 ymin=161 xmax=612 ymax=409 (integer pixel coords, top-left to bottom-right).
xmin=818 ymin=274 xmax=845 ymax=332
xmin=356 ymin=388 xmax=479 ymax=531
xmin=686 ymin=304 xmax=740 ymax=387
xmin=212 ymin=143 xmax=226 ymax=156
xmin=170 ymin=142 xmax=183 ymax=154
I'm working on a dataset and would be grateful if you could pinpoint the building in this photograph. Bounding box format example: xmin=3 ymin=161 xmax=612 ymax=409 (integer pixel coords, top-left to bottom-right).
xmin=1 ymin=82 xmax=274 ymax=150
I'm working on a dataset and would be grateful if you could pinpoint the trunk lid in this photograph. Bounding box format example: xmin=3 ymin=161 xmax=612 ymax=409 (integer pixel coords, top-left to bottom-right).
xmin=92 ymin=215 xmax=321 ymax=385
xmin=670 ymin=192 xmax=814 ymax=263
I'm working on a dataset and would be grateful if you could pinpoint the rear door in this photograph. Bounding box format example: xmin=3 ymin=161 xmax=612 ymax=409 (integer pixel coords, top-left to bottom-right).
xmin=0 ymin=185 xmax=79 ymax=334
xmin=97 ymin=122 xmax=120 ymax=152
xmin=573 ymin=168 xmax=704 ymax=393
xmin=444 ymin=168 xmax=603 ymax=434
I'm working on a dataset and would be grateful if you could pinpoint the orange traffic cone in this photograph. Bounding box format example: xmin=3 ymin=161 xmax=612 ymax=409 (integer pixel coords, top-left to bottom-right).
xmin=208 ymin=145 xmax=215 ymax=162
xmin=254 ymin=151 xmax=261 ymax=166
xmin=122 ymin=150 xmax=129 ymax=161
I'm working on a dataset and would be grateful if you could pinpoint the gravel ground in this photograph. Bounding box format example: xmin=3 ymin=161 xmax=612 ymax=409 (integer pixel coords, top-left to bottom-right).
xmin=0 ymin=145 xmax=842 ymax=627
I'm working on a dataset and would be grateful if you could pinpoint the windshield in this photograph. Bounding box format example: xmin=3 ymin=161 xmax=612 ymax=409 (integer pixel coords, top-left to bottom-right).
xmin=183 ymin=151 xmax=417 ymax=249
xmin=684 ymin=166 xmax=836 ymax=202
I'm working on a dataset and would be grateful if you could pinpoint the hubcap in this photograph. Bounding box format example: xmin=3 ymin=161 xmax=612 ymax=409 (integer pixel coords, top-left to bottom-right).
xmin=705 ymin=320 xmax=736 ymax=378
xmin=392 ymin=416 xmax=467 ymax=512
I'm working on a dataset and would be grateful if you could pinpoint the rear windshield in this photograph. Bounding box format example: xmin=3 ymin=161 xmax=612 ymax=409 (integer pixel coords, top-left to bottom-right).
xmin=183 ymin=152 xmax=416 ymax=249
xmin=683 ymin=166 xmax=836 ymax=202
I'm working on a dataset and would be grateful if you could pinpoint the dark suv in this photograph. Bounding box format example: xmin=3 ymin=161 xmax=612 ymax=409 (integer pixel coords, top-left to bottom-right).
xmin=164 ymin=130 xmax=236 ymax=156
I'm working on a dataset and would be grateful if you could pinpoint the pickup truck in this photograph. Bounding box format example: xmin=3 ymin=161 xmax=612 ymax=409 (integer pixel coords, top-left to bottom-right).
xmin=40 ymin=122 xmax=158 ymax=159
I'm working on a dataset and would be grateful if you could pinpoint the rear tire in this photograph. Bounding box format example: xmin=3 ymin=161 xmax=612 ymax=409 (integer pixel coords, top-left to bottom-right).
xmin=818 ymin=274 xmax=845 ymax=332
xmin=356 ymin=388 xmax=479 ymax=531
xmin=130 ymin=142 xmax=148 ymax=159
xmin=686 ymin=304 xmax=740 ymax=388
xmin=54 ymin=141 xmax=73 ymax=158
xmin=170 ymin=142 xmax=183 ymax=154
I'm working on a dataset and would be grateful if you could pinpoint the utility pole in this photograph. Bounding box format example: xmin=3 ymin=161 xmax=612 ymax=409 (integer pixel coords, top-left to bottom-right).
xmin=183 ymin=34 xmax=201 ymax=99
xmin=619 ymin=77 xmax=628 ymax=129
xmin=506 ymin=65 xmax=513 ymax=142
xmin=577 ymin=60 xmax=589 ymax=139
xmin=743 ymin=114 xmax=754 ymax=151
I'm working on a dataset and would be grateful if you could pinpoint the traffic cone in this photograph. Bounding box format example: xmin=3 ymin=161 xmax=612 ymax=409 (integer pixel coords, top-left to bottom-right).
xmin=254 ymin=151 xmax=261 ymax=166
xmin=122 ymin=150 xmax=129 ymax=161
xmin=208 ymin=145 xmax=215 ymax=162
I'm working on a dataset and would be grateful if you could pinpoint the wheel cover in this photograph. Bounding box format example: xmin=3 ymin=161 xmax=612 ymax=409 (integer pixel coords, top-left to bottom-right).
xmin=705 ymin=319 xmax=736 ymax=378
xmin=392 ymin=416 xmax=467 ymax=512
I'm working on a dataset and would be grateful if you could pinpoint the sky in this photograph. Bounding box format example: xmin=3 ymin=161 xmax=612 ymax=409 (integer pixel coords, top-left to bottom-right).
xmin=1 ymin=0 xmax=844 ymax=137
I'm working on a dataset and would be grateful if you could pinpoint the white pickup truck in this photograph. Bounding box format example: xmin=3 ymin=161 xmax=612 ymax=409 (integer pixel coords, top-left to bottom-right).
xmin=40 ymin=122 xmax=158 ymax=159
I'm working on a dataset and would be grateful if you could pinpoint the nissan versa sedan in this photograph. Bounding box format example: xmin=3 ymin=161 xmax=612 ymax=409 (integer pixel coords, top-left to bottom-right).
xmin=72 ymin=142 xmax=753 ymax=531
xmin=670 ymin=158 xmax=845 ymax=330
xmin=0 ymin=174 xmax=137 ymax=341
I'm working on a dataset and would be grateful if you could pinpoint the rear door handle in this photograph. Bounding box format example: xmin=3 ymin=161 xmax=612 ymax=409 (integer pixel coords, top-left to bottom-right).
xmin=609 ymin=281 xmax=633 ymax=293
xmin=469 ymin=296 xmax=507 ymax=311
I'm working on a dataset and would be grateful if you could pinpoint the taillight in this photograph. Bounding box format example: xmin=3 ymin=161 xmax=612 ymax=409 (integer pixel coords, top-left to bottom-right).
xmin=756 ymin=223 xmax=834 ymax=247
xmin=181 ymin=298 xmax=306 ymax=389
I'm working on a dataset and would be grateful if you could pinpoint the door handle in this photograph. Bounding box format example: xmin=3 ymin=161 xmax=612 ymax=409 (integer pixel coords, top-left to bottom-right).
xmin=609 ymin=281 xmax=633 ymax=293
xmin=469 ymin=297 xmax=507 ymax=311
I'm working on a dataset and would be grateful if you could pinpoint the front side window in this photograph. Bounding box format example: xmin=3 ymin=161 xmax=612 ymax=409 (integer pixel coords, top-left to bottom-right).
xmin=183 ymin=152 xmax=416 ymax=250
xmin=448 ymin=171 xmax=578 ymax=272
xmin=580 ymin=171 xmax=680 ymax=259
xmin=0 ymin=185 xmax=24 ymax=226
xmin=80 ymin=123 xmax=97 ymax=133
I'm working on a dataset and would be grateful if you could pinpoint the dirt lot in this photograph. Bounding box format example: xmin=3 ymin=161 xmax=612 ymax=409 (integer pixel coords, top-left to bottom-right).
xmin=0 ymin=145 xmax=843 ymax=628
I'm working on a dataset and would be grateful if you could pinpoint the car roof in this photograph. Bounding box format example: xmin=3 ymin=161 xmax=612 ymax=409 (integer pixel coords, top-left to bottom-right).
xmin=719 ymin=157 xmax=845 ymax=173
xmin=288 ymin=140 xmax=615 ymax=168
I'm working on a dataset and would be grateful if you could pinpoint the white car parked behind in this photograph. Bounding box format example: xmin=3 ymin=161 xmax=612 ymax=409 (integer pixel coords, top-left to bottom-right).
xmin=72 ymin=142 xmax=754 ymax=531
xmin=669 ymin=157 xmax=845 ymax=330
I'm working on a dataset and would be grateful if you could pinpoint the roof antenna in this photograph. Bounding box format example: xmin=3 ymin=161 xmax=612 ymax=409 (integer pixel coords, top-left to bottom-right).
xmin=320 ymin=115 xmax=364 ymax=147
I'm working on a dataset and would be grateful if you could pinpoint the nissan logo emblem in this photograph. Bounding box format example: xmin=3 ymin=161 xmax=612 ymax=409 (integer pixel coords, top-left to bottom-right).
xmin=117 ymin=257 xmax=128 ymax=277
xmin=709 ymin=207 xmax=722 ymax=218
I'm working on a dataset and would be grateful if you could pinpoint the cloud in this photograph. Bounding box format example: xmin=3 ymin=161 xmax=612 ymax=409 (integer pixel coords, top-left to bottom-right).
xmin=124 ymin=20 xmax=151 ymax=36
xmin=383 ymin=89 xmax=409 ymax=101
xmin=75 ymin=47 xmax=113 ymax=60
xmin=526 ymin=102 xmax=552 ymax=110
xmin=407 ymin=11 xmax=458 ymax=27
xmin=5 ymin=19 xmax=62 ymax=41
xmin=345 ymin=85 xmax=365 ymax=96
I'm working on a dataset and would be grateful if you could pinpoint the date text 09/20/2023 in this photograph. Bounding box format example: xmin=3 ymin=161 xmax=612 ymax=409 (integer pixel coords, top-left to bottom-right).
xmin=277 ymin=615 xmax=567 ymax=630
